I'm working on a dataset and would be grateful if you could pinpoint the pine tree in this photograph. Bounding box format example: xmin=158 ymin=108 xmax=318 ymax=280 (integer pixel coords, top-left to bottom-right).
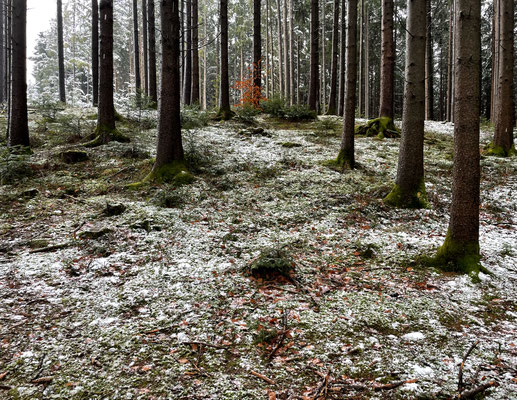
xmin=308 ymin=0 xmax=319 ymax=111
xmin=217 ymin=0 xmax=232 ymax=119
xmin=148 ymin=0 xmax=158 ymax=104
xmin=57 ymin=0 xmax=66 ymax=104
xmin=326 ymin=0 xmax=339 ymax=115
xmin=92 ymin=0 xmax=99 ymax=106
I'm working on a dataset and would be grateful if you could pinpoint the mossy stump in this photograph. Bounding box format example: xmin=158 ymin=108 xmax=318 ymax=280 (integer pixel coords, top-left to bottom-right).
xmin=85 ymin=125 xmax=130 ymax=147
xmin=244 ymin=248 xmax=296 ymax=283
xmin=355 ymin=117 xmax=400 ymax=139
xmin=383 ymin=181 xmax=429 ymax=209
xmin=483 ymin=142 xmax=516 ymax=158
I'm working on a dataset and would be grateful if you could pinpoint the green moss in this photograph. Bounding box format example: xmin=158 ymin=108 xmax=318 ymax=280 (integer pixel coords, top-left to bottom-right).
xmin=355 ymin=117 xmax=400 ymax=139
xmin=336 ymin=148 xmax=354 ymax=170
xmin=244 ymin=248 xmax=295 ymax=279
xmin=483 ymin=142 xmax=516 ymax=157
xmin=85 ymin=125 xmax=130 ymax=147
xmin=421 ymin=231 xmax=489 ymax=279
xmin=383 ymin=179 xmax=429 ymax=209
xmin=131 ymin=161 xmax=195 ymax=187
xmin=214 ymin=108 xmax=235 ymax=121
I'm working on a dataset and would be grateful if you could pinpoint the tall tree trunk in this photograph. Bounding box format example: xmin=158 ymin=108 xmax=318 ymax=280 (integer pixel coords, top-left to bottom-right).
xmin=337 ymin=0 xmax=346 ymax=116
xmin=183 ymin=0 xmax=192 ymax=104
xmin=191 ymin=0 xmax=200 ymax=104
xmin=265 ymin=0 xmax=269 ymax=98
xmin=327 ymin=0 xmax=339 ymax=114
xmin=425 ymin=0 xmax=434 ymax=120
xmin=217 ymin=0 xmax=231 ymax=118
xmin=143 ymin=0 xmax=149 ymax=96
xmin=8 ymin=0 xmax=29 ymax=148
xmin=269 ymin=0 xmax=275 ymax=97
xmin=491 ymin=0 xmax=514 ymax=155
xmin=308 ymin=0 xmax=319 ymax=111
xmin=148 ymin=0 xmax=158 ymax=104
xmin=133 ymin=0 xmax=141 ymax=100
xmin=0 ymin=0 xmax=4 ymax=104
xmin=202 ymin=1 xmax=207 ymax=108
xmin=364 ymin=3 xmax=369 ymax=118
xmin=57 ymin=0 xmax=66 ymax=103
xmin=434 ymin=0 xmax=481 ymax=274
xmin=6 ymin=0 xmax=11 ymax=134
xmin=358 ymin=0 xmax=364 ymax=115
xmin=337 ymin=0 xmax=357 ymax=169
xmin=379 ymin=0 xmax=394 ymax=119
xmin=490 ymin=0 xmax=500 ymax=122
xmin=276 ymin=0 xmax=283 ymax=97
xmin=283 ymin=0 xmax=289 ymax=102
xmin=320 ymin=0 xmax=325 ymax=112
xmin=148 ymin=0 xmax=187 ymax=181
xmin=384 ymin=0 xmax=427 ymax=208
xmin=92 ymin=0 xmax=99 ymax=106
xmin=288 ymin=0 xmax=294 ymax=104
xmin=253 ymin=0 xmax=261 ymax=104
xmin=446 ymin=3 xmax=454 ymax=122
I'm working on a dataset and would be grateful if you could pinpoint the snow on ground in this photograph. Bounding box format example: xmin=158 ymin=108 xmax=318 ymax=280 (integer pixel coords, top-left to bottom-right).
xmin=0 ymin=111 xmax=516 ymax=399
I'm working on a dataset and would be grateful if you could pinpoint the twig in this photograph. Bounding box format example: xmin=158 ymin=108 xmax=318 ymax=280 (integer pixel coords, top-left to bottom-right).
xmin=181 ymin=341 xmax=230 ymax=351
xmin=373 ymin=379 xmax=418 ymax=391
xmin=250 ymin=370 xmax=276 ymax=385
xmin=458 ymin=340 xmax=479 ymax=394
xmin=0 ymin=384 xmax=12 ymax=390
xmin=29 ymin=242 xmax=72 ymax=254
xmin=268 ymin=310 xmax=289 ymax=360
xmin=312 ymin=370 xmax=330 ymax=399
xmin=452 ymin=381 xmax=497 ymax=399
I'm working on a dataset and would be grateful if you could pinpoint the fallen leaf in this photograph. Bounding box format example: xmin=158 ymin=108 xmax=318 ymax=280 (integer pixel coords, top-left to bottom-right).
xmin=178 ymin=358 xmax=189 ymax=364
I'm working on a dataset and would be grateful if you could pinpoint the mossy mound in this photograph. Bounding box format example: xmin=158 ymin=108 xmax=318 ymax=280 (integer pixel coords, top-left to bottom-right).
xmin=383 ymin=180 xmax=429 ymax=209
xmin=131 ymin=161 xmax=195 ymax=187
xmin=244 ymin=248 xmax=296 ymax=282
xmin=85 ymin=125 xmax=130 ymax=147
xmin=483 ymin=142 xmax=516 ymax=157
xmin=214 ymin=108 xmax=235 ymax=121
xmin=355 ymin=117 xmax=400 ymax=139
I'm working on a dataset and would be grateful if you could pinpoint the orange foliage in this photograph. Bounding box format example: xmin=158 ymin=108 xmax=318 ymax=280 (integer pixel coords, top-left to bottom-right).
xmin=233 ymin=59 xmax=266 ymax=108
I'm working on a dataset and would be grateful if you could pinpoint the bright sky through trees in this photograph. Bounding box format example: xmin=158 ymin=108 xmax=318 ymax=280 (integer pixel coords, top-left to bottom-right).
xmin=27 ymin=0 xmax=54 ymax=82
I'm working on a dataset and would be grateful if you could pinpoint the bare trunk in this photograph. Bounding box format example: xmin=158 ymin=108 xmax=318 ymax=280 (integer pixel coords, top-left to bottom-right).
xmin=57 ymin=0 xmax=66 ymax=103
xmin=265 ymin=0 xmax=269 ymax=98
xmin=446 ymin=3 xmax=453 ymax=122
xmin=183 ymin=0 xmax=192 ymax=104
xmin=283 ymin=0 xmax=289 ymax=101
xmin=92 ymin=0 xmax=99 ymax=106
xmin=276 ymin=0 xmax=283 ymax=96
xmin=308 ymin=0 xmax=319 ymax=111
xmin=327 ymin=0 xmax=339 ymax=114
xmin=0 ymin=0 xmax=4 ymax=104
xmin=191 ymin=0 xmax=200 ymax=104
xmin=288 ymin=0 xmax=293 ymax=104
xmin=218 ymin=0 xmax=231 ymax=118
xmin=337 ymin=0 xmax=346 ymax=116
xmin=253 ymin=0 xmax=262 ymax=102
xmin=358 ymin=0 xmax=364 ymax=116
xmin=379 ymin=0 xmax=394 ymax=119
xmin=148 ymin=0 xmax=158 ymax=104
xmin=364 ymin=3 xmax=369 ymax=118
xmin=143 ymin=0 xmax=149 ymax=96
xmin=320 ymin=0 xmax=325 ymax=112
xmin=133 ymin=0 xmax=141 ymax=100
xmin=425 ymin=0 xmax=434 ymax=120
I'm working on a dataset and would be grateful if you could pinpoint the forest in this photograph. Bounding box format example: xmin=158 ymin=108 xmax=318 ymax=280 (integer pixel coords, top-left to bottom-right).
xmin=0 ymin=0 xmax=516 ymax=399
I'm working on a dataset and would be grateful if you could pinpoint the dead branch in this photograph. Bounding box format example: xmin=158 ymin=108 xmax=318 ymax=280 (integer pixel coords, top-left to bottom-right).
xmin=373 ymin=379 xmax=418 ymax=391
xmin=451 ymin=381 xmax=497 ymax=399
xmin=250 ymin=370 xmax=276 ymax=385
xmin=268 ymin=309 xmax=289 ymax=360
xmin=458 ymin=340 xmax=479 ymax=394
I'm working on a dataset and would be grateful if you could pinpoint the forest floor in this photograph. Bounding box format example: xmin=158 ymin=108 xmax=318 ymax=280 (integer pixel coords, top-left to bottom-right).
xmin=0 ymin=107 xmax=516 ymax=400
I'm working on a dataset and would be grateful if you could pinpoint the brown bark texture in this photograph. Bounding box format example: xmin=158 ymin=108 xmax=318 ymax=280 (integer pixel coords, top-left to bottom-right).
xmin=253 ymin=0 xmax=262 ymax=96
xmin=92 ymin=0 xmax=99 ymax=106
xmin=379 ymin=0 xmax=394 ymax=119
xmin=425 ymin=0 xmax=434 ymax=120
xmin=308 ymin=0 xmax=319 ymax=111
xmin=143 ymin=0 xmax=149 ymax=96
xmin=327 ymin=0 xmax=339 ymax=115
xmin=133 ymin=0 xmax=141 ymax=95
xmin=191 ymin=0 xmax=200 ymax=104
xmin=57 ymin=0 xmax=66 ymax=103
xmin=183 ymin=0 xmax=192 ymax=104
xmin=218 ymin=0 xmax=231 ymax=116
xmin=337 ymin=0 xmax=346 ymax=116
xmin=148 ymin=0 xmax=158 ymax=103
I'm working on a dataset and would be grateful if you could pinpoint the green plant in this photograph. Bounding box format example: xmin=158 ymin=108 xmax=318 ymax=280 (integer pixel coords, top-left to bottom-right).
xmin=282 ymin=105 xmax=317 ymax=122
xmin=181 ymin=107 xmax=211 ymax=129
xmin=233 ymin=103 xmax=261 ymax=125
xmin=0 ymin=146 xmax=34 ymax=185
xmin=260 ymin=96 xmax=286 ymax=118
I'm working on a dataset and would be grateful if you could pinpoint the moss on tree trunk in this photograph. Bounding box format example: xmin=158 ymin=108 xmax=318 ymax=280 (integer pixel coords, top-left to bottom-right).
xmin=355 ymin=117 xmax=400 ymax=139
xmin=384 ymin=178 xmax=428 ymax=209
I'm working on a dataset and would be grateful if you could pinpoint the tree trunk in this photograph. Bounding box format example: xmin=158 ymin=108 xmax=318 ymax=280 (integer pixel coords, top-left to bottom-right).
xmin=320 ymin=0 xmax=325 ymax=112
xmin=148 ymin=0 xmax=158 ymax=104
xmin=183 ymin=0 xmax=192 ymax=104
xmin=276 ymin=0 xmax=283 ymax=97
xmin=384 ymin=0 xmax=427 ymax=208
xmin=288 ymin=0 xmax=293 ymax=104
xmin=434 ymin=0 xmax=481 ymax=274
xmin=283 ymin=0 xmax=289 ymax=103
xmin=364 ymin=3 xmax=369 ymax=118
xmin=358 ymin=0 xmax=364 ymax=115
xmin=148 ymin=0 xmax=188 ymax=182
xmin=490 ymin=0 xmax=500 ymax=122
xmin=337 ymin=0 xmax=346 ymax=116
xmin=265 ymin=0 xmax=269 ymax=99
xmin=143 ymin=0 xmax=149 ymax=96
xmin=8 ymin=0 xmax=29 ymax=148
xmin=0 ymin=0 xmax=4 ymax=104
xmin=379 ymin=0 xmax=394 ymax=119
xmin=191 ymin=0 xmax=200 ymax=104
xmin=202 ymin=1 xmax=207 ymax=108
xmin=57 ymin=0 xmax=66 ymax=103
xmin=308 ymin=0 xmax=319 ymax=111
xmin=425 ymin=0 xmax=434 ymax=120
xmin=492 ymin=0 xmax=514 ymax=155
xmin=92 ymin=0 xmax=99 ymax=106
xmin=337 ymin=0 xmax=357 ymax=169
xmin=133 ymin=0 xmax=141 ymax=100
xmin=253 ymin=0 xmax=261 ymax=103
xmin=446 ymin=2 xmax=454 ymax=122
xmin=217 ymin=0 xmax=231 ymax=118
xmin=326 ymin=0 xmax=339 ymax=114
xmin=6 ymin=0 xmax=11 ymax=135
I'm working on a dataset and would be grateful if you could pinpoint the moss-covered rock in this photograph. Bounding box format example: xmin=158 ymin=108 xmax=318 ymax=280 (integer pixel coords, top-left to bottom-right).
xmin=102 ymin=203 xmax=126 ymax=216
xmin=383 ymin=179 xmax=429 ymax=209
xmin=244 ymin=248 xmax=295 ymax=281
xmin=131 ymin=161 xmax=195 ymax=187
xmin=355 ymin=117 xmax=400 ymax=139
xmin=214 ymin=108 xmax=235 ymax=121
xmin=483 ymin=142 xmax=516 ymax=157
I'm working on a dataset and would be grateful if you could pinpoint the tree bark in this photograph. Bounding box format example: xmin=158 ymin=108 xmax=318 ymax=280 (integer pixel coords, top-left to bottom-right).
xmin=337 ymin=0 xmax=346 ymax=116
xmin=327 ymin=0 xmax=339 ymax=115
xmin=0 ymin=0 xmax=4 ymax=104
xmin=379 ymin=0 xmax=394 ymax=119
xmin=358 ymin=0 xmax=364 ymax=115
xmin=191 ymin=0 xmax=200 ymax=104
xmin=217 ymin=0 xmax=231 ymax=118
xmin=265 ymin=0 xmax=269 ymax=98
xmin=57 ymin=0 xmax=66 ymax=103
xmin=384 ymin=0 xmax=427 ymax=208
xmin=253 ymin=0 xmax=262 ymax=103
xmin=364 ymin=2 xmax=369 ymax=118
xmin=337 ymin=0 xmax=357 ymax=169
xmin=133 ymin=0 xmax=141 ymax=100
xmin=288 ymin=0 xmax=294 ymax=104
xmin=308 ymin=0 xmax=319 ymax=111
xmin=492 ymin=0 xmax=514 ymax=155
xmin=143 ymin=0 xmax=149 ymax=96
xmin=148 ymin=0 xmax=158 ymax=104
xmin=183 ymin=0 xmax=192 ymax=105
xmin=435 ymin=0 xmax=481 ymax=273
xmin=8 ymin=0 xmax=29 ymax=148
xmin=276 ymin=0 xmax=283 ymax=97
xmin=92 ymin=0 xmax=99 ymax=106
xmin=321 ymin=0 xmax=325 ymax=112
xmin=283 ymin=0 xmax=289 ymax=102
xmin=425 ymin=0 xmax=434 ymax=120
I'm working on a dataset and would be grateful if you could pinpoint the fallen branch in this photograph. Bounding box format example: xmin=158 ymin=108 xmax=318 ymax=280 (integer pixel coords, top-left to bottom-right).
xmin=373 ymin=379 xmax=418 ymax=391
xmin=250 ymin=370 xmax=276 ymax=385
xmin=29 ymin=242 xmax=72 ymax=254
xmin=312 ymin=370 xmax=330 ymax=399
xmin=458 ymin=340 xmax=479 ymax=394
xmin=0 ymin=384 xmax=12 ymax=390
xmin=268 ymin=310 xmax=289 ymax=360
xmin=451 ymin=381 xmax=497 ymax=399
xmin=31 ymin=376 xmax=53 ymax=384
xmin=181 ymin=341 xmax=230 ymax=351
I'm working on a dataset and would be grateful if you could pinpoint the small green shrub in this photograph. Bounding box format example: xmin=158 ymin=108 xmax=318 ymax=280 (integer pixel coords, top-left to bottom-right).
xmin=233 ymin=103 xmax=261 ymax=125
xmin=283 ymin=105 xmax=317 ymax=122
xmin=181 ymin=106 xmax=211 ymax=129
xmin=0 ymin=147 xmax=34 ymax=185
xmin=260 ymin=96 xmax=286 ymax=118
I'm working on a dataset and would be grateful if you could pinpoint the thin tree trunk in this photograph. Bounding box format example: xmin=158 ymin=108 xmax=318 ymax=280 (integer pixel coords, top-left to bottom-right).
xmin=269 ymin=0 xmax=275 ymax=97
xmin=425 ymin=0 xmax=434 ymax=120
xmin=297 ymin=37 xmax=300 ymax=104
xmin=358 ymin=0 xmax=364 ymax=115
xmin=490 ymin=0 xmax=500 ymax=122
xmin=133 ymin=0 xmax=141 ymax=101
xmin=265 ymin=0 xmax=269 ymax=99
xmin=8 ymin=0 xmax=29 ymax=148
xmin=92 ymin=0 xmax=99 ymax=106
xmin=337 ymin=0 xmax=357 ymax=168
xmin=57 ymin=0 xmax=66 ymax=103
xmin=321 ymin=0 xmax=325 ymax=112
xmin=183 ymin=0 xmax=192 ymax=104
xmin=0 ymin=0 xmax=5 ymax=104
xmin=379 ymin=0 xmax=394 ymax=119
xmin=6 ymin=0 xmax=11 ymax=137
xmin=364 ymin=3 xmax=369 ymax=118
xmin=492 ymin=0 xmax=514 ymax=154
xmin=276 ymin=0 xmax=283 ymax=97
xmin=384 ymin=0 xmax=427 ymax=208
xmin=218 ymin=0 xmax=231 ymax=118
xmin=446 ymin=3 xmax=453 ymax=122
xmin=337 ymin=0 xmax=346 ymax=116
xmin=327 ymin=0 xmax=339 ymax=114
xmin=308 ymin=0 xmax=319 ymax=111
xmin=143 ymin=0 xmax=149 ymax=96
xmin=288 ymin=0 xmax=294 ymax=104
xmin=283 ymin=0 xmax=289 ymax=102
xmin=202 ymin=1 xmax=207 ymax=109
xmin=253 ymin=0 xmax=261 ymax=103
xmin=436 ymin=0 xmax=481 ymax=273
xmin=191 ymin=0 xmax=200 ymax=104
xmin=148 ymin=0 xmax=157 ymax=104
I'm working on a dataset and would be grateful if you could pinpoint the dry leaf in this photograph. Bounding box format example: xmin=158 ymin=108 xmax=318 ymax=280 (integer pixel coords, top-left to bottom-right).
xmin=178 ymin=358 xmax=189 ymax=364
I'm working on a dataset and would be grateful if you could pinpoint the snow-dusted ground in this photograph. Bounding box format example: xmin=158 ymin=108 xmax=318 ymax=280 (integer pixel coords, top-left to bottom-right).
xmin=0 ymin=112 xmax=516 ymax=399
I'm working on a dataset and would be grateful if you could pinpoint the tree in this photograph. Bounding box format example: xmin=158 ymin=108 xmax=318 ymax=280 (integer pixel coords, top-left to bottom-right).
xmin=379 ymin=0 xmax=394 ymax=120
xmin=337 ymin=0 xmax=346 ymax=116
xmin=425 ymin=0 xmax=434 ymax=120
xmin=142 ymin=0 xmax=149 ymax=96
xmin=57 ymin=0 xmax=66 ymax=103
xmin=191 ymin=0 xmax=200 ymax=104
xmin=89 ymin=0 xmax=129 ymax=146
xmin=8 ymin=0 xmax=29 ymax=148
xmin=489 ymin=0 xmax=514 ymax=156
xmin=252 ymin=0 xmax=262 ymax=105
xmin=183 ymin=0 xmax=192 ymax=105
xmin=217 ymin=0 xmax=232 ymax=119
xmin=142 ymin=0 xmax=192 ymax=184
xmin=431 ymin=0 xmax=482 ymax=275
xmin=336 ymin=0 xmax=357 ymax=169
xmin=326 ymin=0 xmax=339 ymax=115
xmin=282 ymin=0 xmax=289 ymax=102
xmin=92 ymin=0 xmax=99 ymax=106
xmin=133 ymin=0 xmax=141 ymax=101
xmin=148 ymin=0 xmax=158 ymax=104
xmin=0 ymin=0 xmax=4 ymax=104
xmin=308 ymin=0 xmax=319 ymax=111
xmin=384 ymin=0 xmax=427 ymax=208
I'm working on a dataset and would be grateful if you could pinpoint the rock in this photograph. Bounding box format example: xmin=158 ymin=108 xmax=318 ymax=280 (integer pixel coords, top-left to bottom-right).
xmin=244 ymin=248 xmax=296 ymax=281
xmin=238 ymin=127 xmax=272 ymax=137
xmin=29 ymin=239 xmax=50 ymax=249
xmin=22 ymin=188 xmax=39 ymax=198
xmin=130 ymin=220 xmax=152 ymax=232
xmin=78 ymin=228 xmax=112 ymax=240
xmin=60 ymin=150 xmax=89 ymax=164
xmin=103 ymin=203 xmax=126 ymax=216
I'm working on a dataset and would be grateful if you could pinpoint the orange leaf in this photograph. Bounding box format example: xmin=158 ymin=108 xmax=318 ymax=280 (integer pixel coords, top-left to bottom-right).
xmin=268 ymin=391 xmax=276 ymax=400
xmin=178 ymin=358 xmax=189 ymax=364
